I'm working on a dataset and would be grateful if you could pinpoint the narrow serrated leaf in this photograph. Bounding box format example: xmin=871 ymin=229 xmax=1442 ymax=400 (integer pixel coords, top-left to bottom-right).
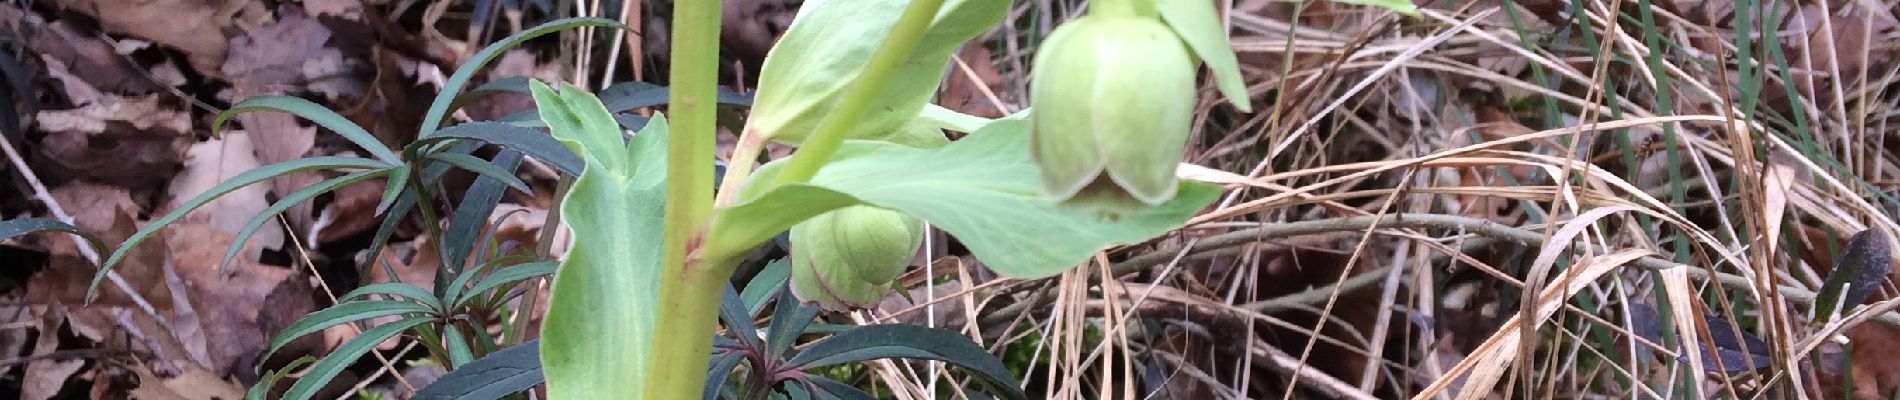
xmin=339 ymin=283 xmax=442 ymax=309
xmin=702 ymin=352 xmax=746 ymax=400
xmin=0 ymin=218 xmax=104 ymax=260
xmin=806 ymin=376 xmax=879 ymax=400
xmin=455 ymin=261 xmax=557 ymax=307
xmin=426 ymin=153 xmax=532 ymax=194
xmin=419 ymin=18 xmax=628 ymax=137
xmin=741 ymin=258 xmax=791 ymax=316
xmin=719 ymin=285 xmax=763 ymax=352
xmin=440 ymin=150 xmax=525 ymax=273
xmin=409 ymin=122 xmax=583 ymax=176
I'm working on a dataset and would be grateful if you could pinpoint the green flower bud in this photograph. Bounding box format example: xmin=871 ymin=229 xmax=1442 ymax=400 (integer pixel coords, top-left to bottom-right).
xmin=790 ymin=205 xmax=926 ymax=310
xmin=1028 ymin=13 xmax=1197 ymax=210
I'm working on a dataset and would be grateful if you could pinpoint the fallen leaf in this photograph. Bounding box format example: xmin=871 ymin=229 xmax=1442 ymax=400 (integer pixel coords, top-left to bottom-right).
xmin=22 ymin=305 xmax=82 ymax=400
xmin=171 ymin=131 xmax=284 ymax=259
xmin=31 ymin=73 xmax=192 ymax=190
xmin=47 ymin=0 xmax=264 ymax=76
xmin=222 ymin=6 xmax=365 ymax=100
xmin=128 ymin=363 xmax=246 ymax=400
xmin=26 ymin=20 xmax=163 ymax=95
xmin=162 ymin=215 xmax=315 ymax=376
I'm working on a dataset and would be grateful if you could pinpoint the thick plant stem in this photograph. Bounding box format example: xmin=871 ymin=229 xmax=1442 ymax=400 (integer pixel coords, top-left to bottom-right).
xmin=769 ymin=0 xmax=948 ymax=186
xmin=646 ymin=0 xmax=723 ymax=399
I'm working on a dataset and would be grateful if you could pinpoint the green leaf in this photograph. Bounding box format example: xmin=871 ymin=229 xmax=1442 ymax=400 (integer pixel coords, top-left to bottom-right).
xmin=413 ymin=340 xmax=545 ymax=400
xmin=408 ymin=122 xmax=584 ymax=176
xmin=339 ymin=283 xmax=442 ymax=309
xmin=0 ymin=218 xmax=104 ymax=261
xmin=718 ymin=286 xmax=762 ymax=352
xmin=215 ymin=96 xmax=403 ymax=164
xmin=1813 ymin=229 xmax=1892 ymax=322
xmin=709 ymin=119 xmax=1217 ymax=278
xmin=1318 ymin=0 xmax=1420 ymax=15
xmin=532 ymin=80 xmax=670 ymax=399
xmin=439 ymin=151 xmax=525 ymax=274
xmin=807 ymin=376 xmax=879 ymax=400
xmin=222 ymin=169 xmax=389 ymax=273
xmin=749 ymin=0 xmax=1007 ymax=146
xmin=765 ymin=288 xmax=821 ymax=359
xmin=454 ymin=261 xmax=557 ymax=307
xmin=280 ymin=317 xmax=433 ymax=400
xmin=376 ymin=166 xmax=411 ymax=215
xmin=444 ymin=324 xmax=476 ymax=367
xmin=787 ymin=324 xmax=1025 ymax=400
xmin=741 ymin=258 xmax=791 ymax=316
xmin=419 ymin=17 xmax=628 ymax=137
xmin=246 ymin=356 xmax=314 ymax=400
xmin=918 ymin=103 xmax=993 ymax=133
xmin=265 ymin=300 xmax=434 ymax=361
xmin=702 ymin=352 xmax=746 ymax=400
xmin=424 ymin=152 xmax=532 ymax=194
xmin=95 ymin=157 xmax=390 ymax=298
xmin=1155 ymin=0 xmax=1252 ymax=112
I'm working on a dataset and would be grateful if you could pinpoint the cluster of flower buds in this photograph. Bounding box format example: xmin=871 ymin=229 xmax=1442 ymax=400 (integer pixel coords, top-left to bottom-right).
xmin=789 ymin=205 xmax=926 ymax=310
xmin=1029 ymin=0 xmax=1207 ymax=211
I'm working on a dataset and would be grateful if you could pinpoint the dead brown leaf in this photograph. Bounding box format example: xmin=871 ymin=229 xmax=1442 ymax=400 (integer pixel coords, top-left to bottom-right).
xmin=48 ymin=0 xmax=267 ymax=76
xmin=26 ymin=20 xmax=163 ymax=95
xmin=222 ymin=6 xmax=365 ymax=100
xmin=172 ymin=131 xmax=284 ymax=259
xmin=31 ymin=62 xmax=191 ymax=190
xmin=128 ymin=363 xmax=246 ymax=400
xmin=22 ymin=305 xmax=82 ymax=400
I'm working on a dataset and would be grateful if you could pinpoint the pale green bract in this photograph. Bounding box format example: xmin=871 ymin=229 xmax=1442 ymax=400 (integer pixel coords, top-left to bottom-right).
xmin=790 ymin=205 xmax=926 ymax=310
xmin=746 ymin=0 xmax=1006 ymax=146
xmin=709 ymin=118 xmax=1219 ymax=279
xmin=1029 ymin=14 xmax=1199 ymax=209
xmin=530 ymin=81 xmax=669 ymax=400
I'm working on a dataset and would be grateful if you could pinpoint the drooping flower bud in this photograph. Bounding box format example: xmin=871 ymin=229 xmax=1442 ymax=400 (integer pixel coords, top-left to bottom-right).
xmin=790 ymin=205 xmax=926 ymax=310
xmin=1028 ymin=12 xmax=1197 ymax=211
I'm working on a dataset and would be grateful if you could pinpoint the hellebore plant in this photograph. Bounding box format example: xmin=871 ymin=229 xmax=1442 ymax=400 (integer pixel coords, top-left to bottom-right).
xmin=529 ymin=0 xmax=1262 ymax=398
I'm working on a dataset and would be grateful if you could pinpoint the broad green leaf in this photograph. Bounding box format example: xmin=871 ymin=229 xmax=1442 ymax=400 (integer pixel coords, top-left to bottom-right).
xmin=214 ymin=96 xmax=403 ymax=164
xmin=787 ymin=324 xmax=1025 ymax=400
xmin=280 ymin=317 xmax=433 ymax=400
xmin=749 ymin=0 xmax=1007 ymax=146
xmin=0 ymin=218 xmax=104 ymax=260
xmin=222 ymin=169 xmax=388 ymax=273
xmin=419 ymin=17 xmax=627 ymax=136
xmin=412 ymin=340 xmax=545 ymax=400
xmin=532 ymin=80 xmax=670 ymax=400
xmin=918 ymin=103 xmax=993 ymax=133
xmin=408 ymin=122 xmax=583 ymax=176
xmin=454 ymin=261 xmax=557 ymax=307
xmin=709 ymin=119 xmax=1217 ymax=278
xmin=1813 ymin=229 xmax=1892 ymax=322
xmin=339 ymin=283 xmax=442 ymax=309
xmin=94 ymin=157 xmax=390 ymax=298
xmin=265 ymin=300 xmax=433 ymax=360
xmin=1155 ymin=0 xmax=1253 ymax=112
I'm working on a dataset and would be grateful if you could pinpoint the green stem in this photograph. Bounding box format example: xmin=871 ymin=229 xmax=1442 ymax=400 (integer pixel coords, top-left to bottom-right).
xmin=644 ymin=0 xmax=723 ymax=399
xmin=769 ymin=0 xmax=948 ymax=186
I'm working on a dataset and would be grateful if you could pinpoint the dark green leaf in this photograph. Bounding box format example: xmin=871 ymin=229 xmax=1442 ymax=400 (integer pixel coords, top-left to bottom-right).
xmin=215 ymin=96 xmax=402 ymax=164
xmin=805 ymin=376 xmax=877 ymax=400
xmin=741 ymin=258 xmax=791 ymax=316
xmin=413 ymin=340 xmax=545 ymax=400
xmin=703 ymin=352 xmax=745 ymax=400
xmin=265 ymin=301 xmax=433 ymax=360
xmin=719 ymin=285 xmax=762 ymax=352
xmin=1684 ymin=314 xmax=1773 ymax=372
xmin=0 ymin=218 xmax=103 ymax=261
xmin=223 ymin=169 xmax=388 ymax=273
xmin=95 ymin=157 xmax=390 ymax=298
xmin=1816 ymin=229 xmax=1893 ymax=322
xmin=444 ymin=324 xmax=476 ymax=368
xmin=280 ymin=317 xmax=433 ymax=400
xmin=454 ymin=261 xmax=558 ymax=307
xmin=787 ymin=324 xmax=1025 ymax=400
xmin=376 ymin=166 xmax=411 ymax=216
xmin=410 ymin=121 xmax=583 ymax=177
xmin=246 ymin=356 xmax=314 ymax=400
xmin=340 ymin=283 xmax=443 ymax=309
xmin=765 ymin=288 xmax=819 ymax=359
xmin=425 ymin=153 xmax=532 ymax=194
xmin=440 ymin=150 xmax=524 ymax=273
xmin=418 ymin=17 xmax=627 ymax=137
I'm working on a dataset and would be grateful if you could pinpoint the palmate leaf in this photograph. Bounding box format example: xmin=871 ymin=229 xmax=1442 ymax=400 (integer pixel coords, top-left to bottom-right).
xmin=531 ymin=80 xmax=672 ymax=399
xmin=709 ymin=118 xmax=1217 ymax=278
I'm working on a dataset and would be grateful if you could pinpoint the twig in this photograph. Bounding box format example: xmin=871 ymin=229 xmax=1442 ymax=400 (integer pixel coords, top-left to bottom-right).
xmin=0 ymin=127 xmax=172 ymax=329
